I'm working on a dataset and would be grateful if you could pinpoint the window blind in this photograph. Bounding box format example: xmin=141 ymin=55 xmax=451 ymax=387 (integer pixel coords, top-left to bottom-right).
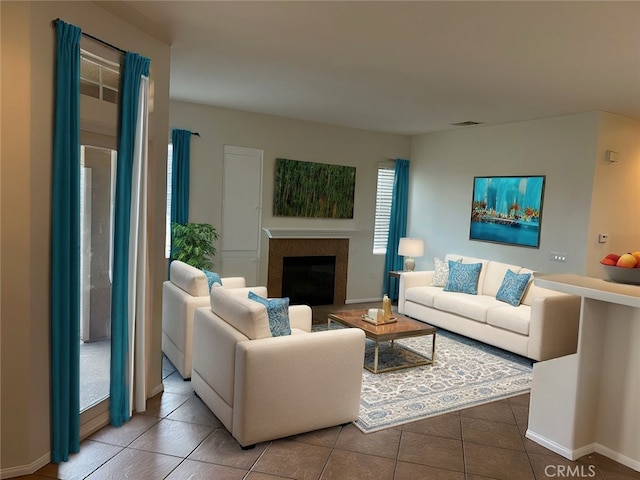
xmin=373 ymin=162 xmax=396 ymax=254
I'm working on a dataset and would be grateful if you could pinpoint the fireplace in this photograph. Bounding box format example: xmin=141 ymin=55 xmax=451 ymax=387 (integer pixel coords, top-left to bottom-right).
xmin=267 ymin=238 xmax=348 ymax=305
xmin=282 ymin=255 xmax=336 ymax=306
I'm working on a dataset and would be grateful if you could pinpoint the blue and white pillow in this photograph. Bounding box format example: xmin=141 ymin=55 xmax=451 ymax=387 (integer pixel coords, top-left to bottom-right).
xmin=248 ymin=291 xmax=291 ymax=337
xmin=444 ymin=261 xmax=482 ymax=295
xmin=201 ymin=269 xmax=222 ymax=292
xmin=496 ymin=269 xmax=532 ymax=306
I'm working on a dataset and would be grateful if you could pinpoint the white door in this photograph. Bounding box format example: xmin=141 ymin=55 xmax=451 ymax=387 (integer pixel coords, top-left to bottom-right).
xmin=221 ymin=145 xmax=263 ymax=285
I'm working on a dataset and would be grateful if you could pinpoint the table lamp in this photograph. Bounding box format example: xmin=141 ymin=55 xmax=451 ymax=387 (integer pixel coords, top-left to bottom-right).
xmin=398 ymin=238 xmax=424 ymax=271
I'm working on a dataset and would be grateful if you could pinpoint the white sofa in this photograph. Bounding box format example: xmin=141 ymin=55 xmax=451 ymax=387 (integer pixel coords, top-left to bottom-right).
xmin=162 ymin=260 xmax=263 ymax=379
xmin=192 ymin=285 xmax=366 ymax=448
xmin=398 ymin=254 xmax=581 ymax=361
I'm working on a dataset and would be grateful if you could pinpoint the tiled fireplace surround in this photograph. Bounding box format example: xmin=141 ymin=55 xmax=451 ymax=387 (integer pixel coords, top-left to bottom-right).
xmin=266 ymin=237 xmax=349 ymax=305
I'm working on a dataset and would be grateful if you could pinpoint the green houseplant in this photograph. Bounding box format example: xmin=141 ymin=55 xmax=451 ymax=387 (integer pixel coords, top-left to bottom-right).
xmin=171 ymin=222 xmax=220 ymax=270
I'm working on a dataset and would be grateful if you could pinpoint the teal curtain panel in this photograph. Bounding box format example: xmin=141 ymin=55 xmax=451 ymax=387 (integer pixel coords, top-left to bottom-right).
xmin=170 ymin=129 xmax=191 ymax=227
xmin=50 ymin=19 xmax=82 ymax=463
xmin=383 ymin=159 xmax=410 ymax=299
xmin=110 ymin=52 xmax=151 ymax=427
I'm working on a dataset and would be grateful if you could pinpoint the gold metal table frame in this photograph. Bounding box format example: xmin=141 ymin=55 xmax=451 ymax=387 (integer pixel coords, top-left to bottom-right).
xmin=328 ymin=309 xmax=437 ymax=374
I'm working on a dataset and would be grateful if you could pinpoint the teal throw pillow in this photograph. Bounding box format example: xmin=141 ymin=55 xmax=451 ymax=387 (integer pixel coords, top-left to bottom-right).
xmin=444 ymin=261 xmax=482 ymax=295
xmin=248 ymin=291 xmax=292 ymax=337
xmin=496 ymin=269 xmax=532 ymax=306
xmin=201 ymin=269 xmax=222 ymax=292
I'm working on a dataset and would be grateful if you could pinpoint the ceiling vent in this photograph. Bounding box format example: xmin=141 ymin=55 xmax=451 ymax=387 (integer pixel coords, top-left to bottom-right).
xmin=451 ymin=121 xmax=483 ymax=127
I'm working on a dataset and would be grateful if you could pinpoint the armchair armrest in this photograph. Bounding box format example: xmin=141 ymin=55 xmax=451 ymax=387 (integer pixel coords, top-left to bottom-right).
xmin=222 ymin=286 xmax=268 ymax=298
xmin=398 ymin=271 xmax=434 ymax=314
xmin=232 ymin=328 xmax=365 ymax=447
xmin=221 ymin=277 xmax=247 ymax=289
xmin=528 ymin=294 xmax=581 ymax=361
xmin=162 ymin=281 xmax=211 ymax=378
xmin=289 ymin=304 xmax=312 ymax=332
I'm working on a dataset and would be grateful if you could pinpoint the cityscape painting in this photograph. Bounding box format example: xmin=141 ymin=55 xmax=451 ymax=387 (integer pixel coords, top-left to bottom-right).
xmin=469 ymin=175 xmax=545 ymax=248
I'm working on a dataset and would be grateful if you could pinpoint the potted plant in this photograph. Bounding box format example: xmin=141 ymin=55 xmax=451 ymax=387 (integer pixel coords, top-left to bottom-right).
xmin=171 ymin=222 xmax=220 ymax=270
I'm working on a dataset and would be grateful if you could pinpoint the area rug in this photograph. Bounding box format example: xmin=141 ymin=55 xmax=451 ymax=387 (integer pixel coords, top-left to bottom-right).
xmin=319 ymin=325 xmax=533 ymax=433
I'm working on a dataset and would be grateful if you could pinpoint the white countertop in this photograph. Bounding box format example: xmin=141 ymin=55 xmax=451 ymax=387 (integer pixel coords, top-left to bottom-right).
xmin=534 ymin=273 xmax=640 ymax=309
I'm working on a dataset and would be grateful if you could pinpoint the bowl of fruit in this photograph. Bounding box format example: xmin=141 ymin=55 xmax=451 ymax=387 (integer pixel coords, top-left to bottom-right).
xmin=600 ymin=252 xmax=640 ymax=285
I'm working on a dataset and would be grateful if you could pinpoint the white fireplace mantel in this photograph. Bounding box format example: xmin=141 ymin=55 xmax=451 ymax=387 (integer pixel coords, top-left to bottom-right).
xmin=262 ymin=227 xmax=359 ymax=239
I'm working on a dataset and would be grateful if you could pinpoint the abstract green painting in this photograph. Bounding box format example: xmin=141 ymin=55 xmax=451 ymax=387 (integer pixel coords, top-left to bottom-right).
xmin=273 ymin=158 xmax=356 ymax=218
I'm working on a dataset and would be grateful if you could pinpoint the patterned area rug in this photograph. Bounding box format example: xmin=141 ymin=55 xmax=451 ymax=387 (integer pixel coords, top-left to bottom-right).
xmin=329 ymin=326 xmax=533 ymax=433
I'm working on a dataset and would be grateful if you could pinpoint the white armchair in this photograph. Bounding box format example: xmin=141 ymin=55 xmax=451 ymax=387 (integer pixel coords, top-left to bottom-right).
xmin=162 ymin=260 xmax=266 ymax=379
xmin=192 ymin=285 xmax=366 ymax=448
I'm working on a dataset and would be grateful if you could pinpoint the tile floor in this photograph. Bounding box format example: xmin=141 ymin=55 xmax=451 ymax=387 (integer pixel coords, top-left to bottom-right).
xmin=20 ymin=356 xmax=640 ymax=480
xmin=17 ymin=302 xmax=640 ymax=480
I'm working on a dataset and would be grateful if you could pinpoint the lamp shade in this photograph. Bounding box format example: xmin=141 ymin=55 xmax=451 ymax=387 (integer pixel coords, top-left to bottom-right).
xmin=398 ymin=238 xmax=424 ymax=257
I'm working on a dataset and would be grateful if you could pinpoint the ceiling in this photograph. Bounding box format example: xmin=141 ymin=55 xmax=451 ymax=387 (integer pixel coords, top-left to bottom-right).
xmin=99 ymin=1 xmax=640 ymax=136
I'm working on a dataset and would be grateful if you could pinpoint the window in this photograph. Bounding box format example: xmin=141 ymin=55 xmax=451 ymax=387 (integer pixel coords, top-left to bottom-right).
xmin=78 ymin=46 xmax=120 ymax=418
xmin=165 ymin=144 xmax=173 ymax=258
xmin=80 ymin=50 xmax=120 ymax=105
xmin=373 ymin=162 xmax=396 ymax=254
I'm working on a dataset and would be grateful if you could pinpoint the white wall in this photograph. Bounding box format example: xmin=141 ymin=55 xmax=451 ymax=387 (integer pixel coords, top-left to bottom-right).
xmin=409 ymin=112 xmax=601 ymax=273
xmin=1 ymin=1 xmax=170 ymax=474
xmin=170 ymin=101 xmax=411 ymax=301
xmin=586 ymin=113 xmax=640 ymax=277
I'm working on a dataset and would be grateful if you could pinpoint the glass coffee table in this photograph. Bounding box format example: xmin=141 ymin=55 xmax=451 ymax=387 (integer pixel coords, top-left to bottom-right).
xmin=328 ymin=309 xmax=437 ymax=373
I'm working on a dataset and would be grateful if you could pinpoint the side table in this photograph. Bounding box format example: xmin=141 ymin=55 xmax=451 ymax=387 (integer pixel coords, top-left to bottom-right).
xmin=387 ymin=270 xmax=404 ymax=302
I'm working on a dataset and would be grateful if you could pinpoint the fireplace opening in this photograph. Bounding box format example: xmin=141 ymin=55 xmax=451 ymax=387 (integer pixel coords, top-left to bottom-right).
xmin=282 ymin=255 xmax=336 ymax=306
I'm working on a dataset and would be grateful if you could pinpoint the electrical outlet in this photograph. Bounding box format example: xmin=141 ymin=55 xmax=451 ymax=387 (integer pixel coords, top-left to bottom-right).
xmin=550 ymin=251 xmax=567 ymax=262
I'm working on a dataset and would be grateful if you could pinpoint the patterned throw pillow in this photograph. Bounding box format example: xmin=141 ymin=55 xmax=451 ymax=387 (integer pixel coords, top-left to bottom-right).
xmin=496 ymin=269 xmax=532 ymax=306
xmin=248 ymin=292 xmax=292 ymax=337
xmin=432 ymin=257 xmax=462 ymax=287
xmin=201 ymin=269 xmax=222 ymax=292
xmin=432 ymin=257 xmax=449 ymax=287
xmin=444 ymin=261 xmax=482 ymax=295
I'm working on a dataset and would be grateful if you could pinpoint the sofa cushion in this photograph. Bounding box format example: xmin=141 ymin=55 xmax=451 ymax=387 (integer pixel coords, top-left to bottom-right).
xmin=482 ymin=261 xmax=522 ymax=297
xmin=201 ymin=269 xmax=223 ymax=292
xmin=433 ymin=292 xmax=503 ymax=323
xmin=486 ymin=304 xmax=531 ymax=335
xmin=248 ymin=292 xmax=292 ymax=337
xmin=444 ymin=261 xmax=482 ymax=295
xmin=405 ymin=286 xmax=444 ymax=308
xmin=210 ymin=286 xmax=272 ymax=340
xmin=170 ymin=260 xmax=209 ymax=297
xmin=496 ymin=270 xmax=532 ymax=306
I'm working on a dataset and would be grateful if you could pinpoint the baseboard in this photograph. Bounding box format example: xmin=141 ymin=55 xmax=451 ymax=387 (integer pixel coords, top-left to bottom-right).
xmin=526 ymin=430 xmax=640 ymax=472
xmin=525 ymin=429 xmax=578 ymax=459
xmin=0 ymin=452 xmax=50 ymax=479
xmin=594 ymin=443 xmax=640 ymax=472
xmin=149 ymin=382 xmax=164 ymax=398
xmin=346 ymin=297 xmax=381 ymax=304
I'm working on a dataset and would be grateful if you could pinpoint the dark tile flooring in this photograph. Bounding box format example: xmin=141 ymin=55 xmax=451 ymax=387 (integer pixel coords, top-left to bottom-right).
xmin=18 ymin=303 xmax=640 ymax=480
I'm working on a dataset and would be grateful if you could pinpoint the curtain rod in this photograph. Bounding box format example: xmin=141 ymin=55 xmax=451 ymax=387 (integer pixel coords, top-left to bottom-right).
xmin=168 ymin=132 xmax=201 ymax=141
xmin=52 ymin=18 xmax=126 ymax=55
